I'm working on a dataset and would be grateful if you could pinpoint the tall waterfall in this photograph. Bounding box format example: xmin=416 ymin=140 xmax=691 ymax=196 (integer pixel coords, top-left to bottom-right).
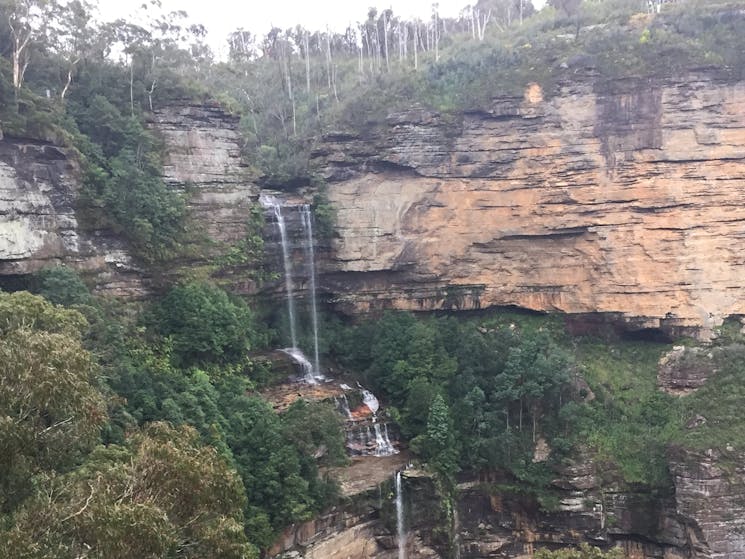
xmin=261 ymin=194 xmax=323 ymax=384
xmin=300 ymin=205 xmax=321 ymax=376
xmin=271 ymin=202 xmax=298 ymax=349
xmin=396 ymin=470 xmax=406 ymax=559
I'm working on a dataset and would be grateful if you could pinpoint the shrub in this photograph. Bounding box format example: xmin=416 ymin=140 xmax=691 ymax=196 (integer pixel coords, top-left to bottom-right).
xmin=31 ymin=266 xmax=92 ymax=307
xmin=149 ymin=282 xmax=259 ymax=365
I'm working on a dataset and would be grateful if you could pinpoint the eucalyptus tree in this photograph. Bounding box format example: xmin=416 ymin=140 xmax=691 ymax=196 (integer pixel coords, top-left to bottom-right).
xmin=1 ymin=0 xmax=52 ymax=94
xmin=42 ymin=0 xmax=93 ymax=99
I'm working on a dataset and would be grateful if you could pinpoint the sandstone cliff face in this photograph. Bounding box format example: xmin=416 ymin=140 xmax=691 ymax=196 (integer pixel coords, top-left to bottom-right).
xmin=668 ymin=447 xmax=745 ymax=559
xmin=314 ymin=71 xmax=745 ymax=338
xmin=0 ymin=138 xmax=143 ymax=296
xmin=657 ymin=345 xmax=720 ymax=396
xmin=0 ymin=103 xmax=256 ymax=294
xmin=270 ymin=470 xmax=442 ymax=559
xmin=148 ymin=103 xmax=256 ymax=248
xmin=270 ymin=462 xmax=698 ymax=559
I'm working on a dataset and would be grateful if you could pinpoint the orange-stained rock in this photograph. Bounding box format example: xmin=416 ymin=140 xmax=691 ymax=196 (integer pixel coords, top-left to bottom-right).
xmin=314 ymin=72 xmax=745 ymax=339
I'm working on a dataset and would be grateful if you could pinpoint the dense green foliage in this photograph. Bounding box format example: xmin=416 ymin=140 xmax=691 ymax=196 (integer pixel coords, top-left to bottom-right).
xmin=216 ymin=205 xmax=268 ymax=275
xmin=328 ymin=312 xmax=575 ymax=502
xmin=2 ymin=423 xmax=256 ymax=559
xmin=0 ymin=292 xmax=255 ymax=557
xmin=148 ymin=281 xmax=261 ymax=365
xmin=0 ymin=292 xmax=104 ymax=514
xmin=310 ymin=182 xmax=337 ymax=239
xmin=74 ymin=105 xmax=187 ymax=262
xmin=675 ymin=342 xmax=745 ymax=450
xmin=30 ymin=266 xmax=93 ymax=307
xmin=423 ymin=394 xmax=459 ymax=483
xmin=329 ymin=308 xmax=745 ymax=501
xmin=570 ymin=339 xmax=679 ymax=486
xmin=97 ymin=286 xmax=342 ymax=548
xmin=336 ymin=309 xmax=745 ymax=527
xmin=0 ymin=276 xmax=345 ymax=553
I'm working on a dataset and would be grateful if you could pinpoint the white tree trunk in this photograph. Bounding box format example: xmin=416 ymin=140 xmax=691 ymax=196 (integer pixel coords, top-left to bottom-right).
xmin=413 ymin=24 xmax=418 ymax=69
xmin=331 ymin=63 xmax=339 ymax=103
xmin=9 ymin=19 xmax=32 ymax=92
xmin=304 ymin=31 xmax=311 ymax=94
xmin=129 ymin=58 xmax=134 ymax=117
xmin=325 ymin=29 xmax=332 ymax=88
xmin=383 ymin=11 xmax=389 ymax=72
xmin=477 ymin=9 xmax=491 ymax=41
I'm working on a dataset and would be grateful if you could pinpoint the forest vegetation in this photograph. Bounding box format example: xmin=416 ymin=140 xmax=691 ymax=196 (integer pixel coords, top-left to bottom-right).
xmin=1 ymin=0 xmax=745 ymax=556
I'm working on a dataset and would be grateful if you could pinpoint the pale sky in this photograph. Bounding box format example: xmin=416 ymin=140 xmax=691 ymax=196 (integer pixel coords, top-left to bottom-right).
xmin=94 ymin=0 xmax=544 ymax=58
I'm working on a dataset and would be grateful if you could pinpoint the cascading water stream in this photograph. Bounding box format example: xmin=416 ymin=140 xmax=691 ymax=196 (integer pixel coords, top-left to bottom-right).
xmin=373 ymin=418 xmax=395 ymax=456
xmin=271 ymin=202 xmax=298 ymax=349
xmin=358 ymin=388 xmax=396 ymax=456
xmin=361 ymin=389 xmax=380 ymax=414
xmin=300 ymin=205 xmax=321 ymax=376
xmin=396 ymin=470 xmax=406 ymax=559
xmin=337 ymin=394 xmax=352 ymax=419
xmin=261 ymin=195 xmax=322 ymax=384
xmin=281 ymin=347 xmax=316 ymax=384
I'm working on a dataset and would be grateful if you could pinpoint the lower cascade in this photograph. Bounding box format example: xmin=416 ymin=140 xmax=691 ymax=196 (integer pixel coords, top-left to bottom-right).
xmin=373 ymin=417 xmax=396 ymax=456
xmin=338 ymin=386 xmax=399 ymax=457
xmin=280 ymin=347 xmax=320 ymax=384
xmin=396 ymin=470 xmax=406 ymax=559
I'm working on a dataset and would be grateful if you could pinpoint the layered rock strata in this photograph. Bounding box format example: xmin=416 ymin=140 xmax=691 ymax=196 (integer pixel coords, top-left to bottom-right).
xmin=657 ymin=345 xmax=718 ymax=396
xmin=0 ymin=103 xmax=256 ymax=294
xmin=0 ymin=138 xmax=143 ymax=296
xmin=147 ymin=102 xmax=255 ymax=247
xmin=271 ymin=461 xmax=699 ymax=559
xmin=146 ymin=102 xmax=259 ymax=290
xmin=314 ymin=71 xmax=745 ymax=338
xmin=270 ymin=467 xmax=440 ymax=559
xmin=668 ymin=447 xmax=745 ymax=559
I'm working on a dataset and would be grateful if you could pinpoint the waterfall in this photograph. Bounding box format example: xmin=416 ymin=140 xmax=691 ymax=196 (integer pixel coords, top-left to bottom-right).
xmin=396 ymin=470 xmax=406 ymax=559
xmin=300 ymin=205 xmax=321 ymax=376
xmin=361 ymin=389 xmax=380 ymax=414
xmin=373 ymin=417 xmax=396 ymax=456
xmin=345 ymin=387 xmax=397 ymax=456
xmin=261 ymin=195 xmax=323 ymax=384
xmin=282 ymin=347 xmax=316 ymax=384
xmin=271 ymin=202 xmax=298 ymax=349
xmin=338 ymin=394 xmax=352 ymax=419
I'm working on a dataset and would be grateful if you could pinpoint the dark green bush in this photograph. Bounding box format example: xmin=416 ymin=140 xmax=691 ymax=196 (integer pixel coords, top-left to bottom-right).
xmin=149 ymin=282 xmax=259 ymax=365
xmin=31 ymin=266 xmax=92 ymax=307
